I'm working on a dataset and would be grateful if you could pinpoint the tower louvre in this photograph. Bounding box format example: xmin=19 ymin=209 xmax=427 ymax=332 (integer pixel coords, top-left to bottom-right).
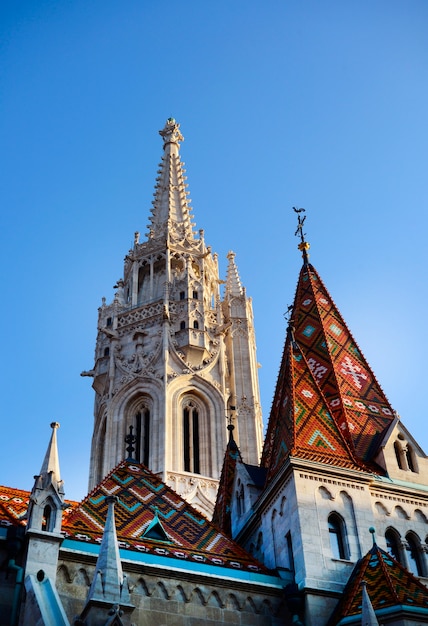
xmin=85 ymin=119 xmax=263 ymax=517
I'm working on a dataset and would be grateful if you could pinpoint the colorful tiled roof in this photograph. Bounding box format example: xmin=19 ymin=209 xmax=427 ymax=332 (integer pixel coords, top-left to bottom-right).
xmin=62 ymin=459 xmax=267 ymax=574
xmin=327 ymin=542 xmax=428 ymax=625
xmin=262 ymin=262 xmax=395 ymax=476
xmin=0 ymin=485 xmax=77 ymax=529
xmin=212 ymin=427 xmax=242 ymax=535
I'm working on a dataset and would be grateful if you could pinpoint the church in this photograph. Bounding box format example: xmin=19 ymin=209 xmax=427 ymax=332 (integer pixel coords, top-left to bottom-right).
xmin=1 ymin=119 xmax=428 ymax=626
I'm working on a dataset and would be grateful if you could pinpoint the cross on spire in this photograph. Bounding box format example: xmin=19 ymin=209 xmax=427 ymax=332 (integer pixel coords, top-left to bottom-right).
xmin=125 ymin=425 xmax=137 ymax=461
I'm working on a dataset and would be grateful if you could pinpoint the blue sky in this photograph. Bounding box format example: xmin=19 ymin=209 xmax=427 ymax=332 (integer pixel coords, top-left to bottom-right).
xmin=1 ymin=1 xmax=427 ymax=500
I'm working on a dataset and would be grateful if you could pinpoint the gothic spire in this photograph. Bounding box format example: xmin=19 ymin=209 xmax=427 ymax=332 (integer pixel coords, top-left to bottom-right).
xmin=37 ymin=421 xmax=62 ymax=493
xmin=225 ymin=251 xmax=244 ymax=297
xmin=85 ymin=496 xmax=131 ymax=606
xmin=147 ymin=118 xmax=196 ymax=243
xmin=262 ymin=255 xmax=396 ymax=477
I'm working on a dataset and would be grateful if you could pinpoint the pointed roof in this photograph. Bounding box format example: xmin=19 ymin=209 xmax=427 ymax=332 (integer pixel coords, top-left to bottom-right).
xmin=37 ymin=422 xmax=63 ymax=493
xmin=262 ymin=260 xmax=396 ymax=476
xmin=327 ymin=541 xmax=428 ymax=625
xmin=85 ymin=496 xmax=130 ymax=605
xmin=212 ymin=425 xmax=243 ymax=535
xmin=62 ymin=459 xmax=267 ymax=574
xmin=262 ymin=327 xmax=362 ymax=480
xmin=361 ymin=581 xmax=379 ymax=626
xmin=225 ymin=251 xmax=244 ymax=297
xmin=147 ymin=118 xmax=196 ymax=243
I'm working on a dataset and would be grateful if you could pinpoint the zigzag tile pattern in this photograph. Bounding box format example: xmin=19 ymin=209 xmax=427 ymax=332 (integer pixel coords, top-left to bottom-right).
xmin=327 ymin=543 xmax=428 ymax=624
xmin=262 ymin=262 xmax=395 ymax=477
xmin=63 ymin=460 xmax=266 ymax=573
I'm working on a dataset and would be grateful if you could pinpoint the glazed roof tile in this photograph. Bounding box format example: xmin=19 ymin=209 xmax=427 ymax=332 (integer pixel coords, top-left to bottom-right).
xmin=62 ymin=459 xmax=267 ymax=574
xmin=0 ymin=485 xmax=77 ymax=529
xmin=327 ymin=542 xmax=428 ymax=625
xmin=262 ymin=263 xmax=395 ymax=477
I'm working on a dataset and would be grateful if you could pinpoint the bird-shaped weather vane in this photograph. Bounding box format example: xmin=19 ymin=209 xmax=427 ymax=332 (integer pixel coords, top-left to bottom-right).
xmin=293 ymin=207 xmax=310 ymax=264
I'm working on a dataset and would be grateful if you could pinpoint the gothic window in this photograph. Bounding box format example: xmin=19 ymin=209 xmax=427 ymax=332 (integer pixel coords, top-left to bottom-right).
xmin=104 ymin=347 xmax=110 ymax=357
xmin=406 ymin=445 xmax=418 ymax=473
xmin=106 ymin=317 xmax=112 ymax=327
xmin=237 ymin=482 xmax=244 ymax=516
xmin=193 ymin=320 xmax=199 ymax=329
xmin=183 ymin=401 xmax=200 ymax=474
xmin=385 ymin=528 xmax=402 ymax=564
xmin=193 ymin=290 xmax=198 ymax=299
xmin=394 ymin=441 xmax=403 ymax=469
xmin=135 ymin=407 xmax=150 ymax=467
xmin=328 ymin=513 xmax=349 ymax=560
xmin=42 ymin=503 xmax=55 ymax=532
xmin=286 ymin=532 xmax=295 ymax=573
xmin=406 ymin=533 xmax=424 ymax=576
xmin=180 ymin=321 xmax=185 ymax=330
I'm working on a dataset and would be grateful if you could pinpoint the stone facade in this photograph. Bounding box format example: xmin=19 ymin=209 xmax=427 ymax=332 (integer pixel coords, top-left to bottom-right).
xmin=85 ymin=119 xmax=263 ymax=518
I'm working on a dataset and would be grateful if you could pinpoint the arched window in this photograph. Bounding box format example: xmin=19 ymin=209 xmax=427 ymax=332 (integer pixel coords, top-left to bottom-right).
xmin=328 ymin=513 xmax=349 ymax=560
xmin=193 ymin=320 xmax=199 ymax=329
xmin=183 ymin=401 xmax=200 ymax=474
xmin=135 ymin=407 xmax=150 ymax=467
xmin=42 ymin=504 xmax=55 ymax=532
xmin=406 ymin=445 xmax=418 ymax=473
xmin=406 ymin=533 xmax=424 ymax=576
xmin=237 ymin=482 xmax=244 ymax=516
xmin=394 ymin=441 xmax=403 ymax=469
xmin=385 ymin=528 xmax=402 ymax=564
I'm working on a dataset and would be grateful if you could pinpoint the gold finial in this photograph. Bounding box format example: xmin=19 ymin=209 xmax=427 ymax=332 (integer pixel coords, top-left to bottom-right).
xmin=293 ymin=207 xmax=310 ymax=264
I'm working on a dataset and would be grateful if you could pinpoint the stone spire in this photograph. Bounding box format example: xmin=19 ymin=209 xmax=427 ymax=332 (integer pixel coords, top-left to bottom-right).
xmin=225 ymin=251 xmax=244 ymax=297
xmin=147 ymin=118 xmax=195 ymax=242
xmin=38 ymin=421 xmax=63 ymax=493
xmin=361 ymin=581 xmax=379 ymax=626
xmin=24 ymin=423 xmax=65 ymax=583
xmin=79 ymin=496 xmax=134 ymax=624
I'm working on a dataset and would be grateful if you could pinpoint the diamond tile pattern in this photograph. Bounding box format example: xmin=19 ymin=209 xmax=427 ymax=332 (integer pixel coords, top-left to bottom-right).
xmin=262 ymin=263 xmax=395 ymax=478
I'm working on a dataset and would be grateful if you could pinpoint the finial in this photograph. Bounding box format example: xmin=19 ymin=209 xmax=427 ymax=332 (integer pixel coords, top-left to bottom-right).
xmin=50 ymin=421 xmax=60 ymax=430
xmin=125 ymin=425 xmax=137 ymax=460
xmin=293 ymin=207 xmax=310 ymax=265
xmin=369 ymin=526 xmax=376 ymax=545
xmin=159 ymin=118 xmax=184 ymax=147
xmin=226 ymin=406 xmax=236 ymax=441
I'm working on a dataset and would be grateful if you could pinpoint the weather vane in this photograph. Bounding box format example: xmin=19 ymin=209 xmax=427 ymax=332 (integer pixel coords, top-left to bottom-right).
xmin=293 ymin=207 xmax=310 ymax=264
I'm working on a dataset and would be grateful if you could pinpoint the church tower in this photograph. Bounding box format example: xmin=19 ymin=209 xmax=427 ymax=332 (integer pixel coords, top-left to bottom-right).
xmin=85 ymin=119 xmax=263 ymax=517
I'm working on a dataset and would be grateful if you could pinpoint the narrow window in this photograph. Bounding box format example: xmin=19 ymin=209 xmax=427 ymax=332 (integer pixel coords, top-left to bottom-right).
xmin=328 ymin=513 xmax=348 ymax=560
xmin=394 ymin=441 xmax=403 ymax=469
xmin=180 ymin=291 xmax=185 ymax=300
xmin=136 ymin=408 xmax=150 ymax=466
xmin=192 ymin=290 xmax=198 ymax=299
xmin=193 ymin=320 xmax=199 ymax=329
xmin=286 ymin=532 xmax=295 ymax=573
xmin=385 ymin=529 xmax=402 ymax=564
xmin=103 ymin=347 xmax=110 ymax=357
xmin=183 ymin=403 xmax=200 ymax=474
xmin=406 ymin=534 xmax=424 ymax=576
xmin=406 ymin=446 xmax=417 ymax=473
xmin=42 ymin=505 xmax=53 ymax=532
xmin=106 ymin=317 xmax=112 ymax=327
xmin=180 ymin=321 xmax=185 ymax=330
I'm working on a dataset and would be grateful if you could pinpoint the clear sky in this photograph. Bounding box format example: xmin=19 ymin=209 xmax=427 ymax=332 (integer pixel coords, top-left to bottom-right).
xmin=1 ymin=1 xmax=427 ymax=501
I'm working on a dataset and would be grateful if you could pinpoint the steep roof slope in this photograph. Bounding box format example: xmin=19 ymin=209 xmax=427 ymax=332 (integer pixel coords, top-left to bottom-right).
xmin=212 ymin=427 xmax=242 ymax=535
xmin=62 ymin=459 xmax=267 ymax=574
xmin=262 ymin=260 xmax=396 ymax=477
xmin=327 ymin=541 xmax=428 ymax=625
